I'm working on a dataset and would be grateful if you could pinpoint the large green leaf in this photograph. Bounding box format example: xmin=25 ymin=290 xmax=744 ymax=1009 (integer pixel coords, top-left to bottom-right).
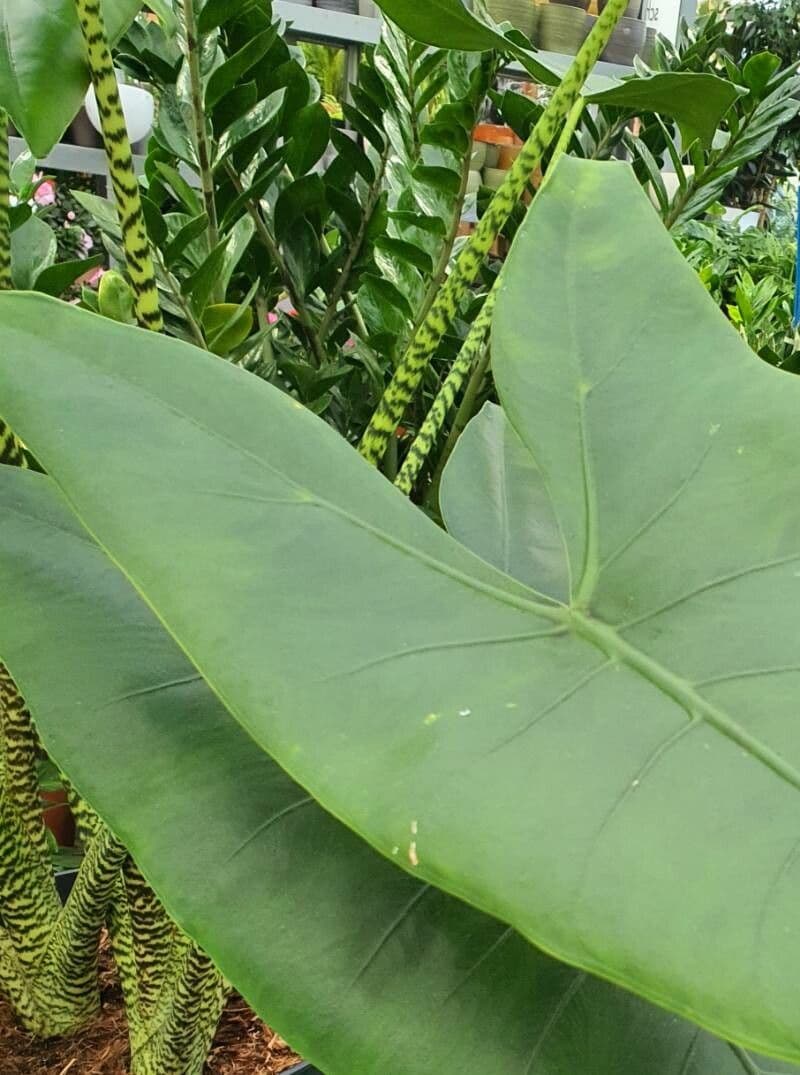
xmin=4 ymin=157 xmax=800 ymax=1059
xmin=0 ymin=0 xmax=143 ymax=157
xmin=373 ymin=0 xmax=510 ymax=52
xmin=587 ymin=71 xmax=747 ymax=149
xmin=1 ymin=464 xmax=772 ymax=1075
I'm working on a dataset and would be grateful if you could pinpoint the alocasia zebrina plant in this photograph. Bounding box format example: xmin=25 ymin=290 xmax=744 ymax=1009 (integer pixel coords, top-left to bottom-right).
xmin=3 ymin=155 xmax=800 ymax=1066
xmin=2 ymin=463 xmax=786 ymax=1074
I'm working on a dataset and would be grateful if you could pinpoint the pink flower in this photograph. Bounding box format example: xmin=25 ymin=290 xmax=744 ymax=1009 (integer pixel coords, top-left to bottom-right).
xmin=78 ymin=230 xmax=94 ymax=254
xmin=67 ymin=210 xmax=76 ymax=221
xmin=32 ymin=175 xmax=56 ymax=207
xmin=76 ymin=265 xmax=106 ymax=288
xmin=267 ymin=312 xmax=279 ymax=325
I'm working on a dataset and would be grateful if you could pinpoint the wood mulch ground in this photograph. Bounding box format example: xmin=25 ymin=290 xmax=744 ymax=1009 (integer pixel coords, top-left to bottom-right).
xmin=0 ymin=942 xmax=302 ymax=1074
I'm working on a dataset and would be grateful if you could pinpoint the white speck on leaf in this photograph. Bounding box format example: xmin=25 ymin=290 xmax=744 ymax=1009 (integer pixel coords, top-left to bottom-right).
xmin=631 ymin=779 xmax=640 ymax=789
xmin=709 ymin=423 xmax=721 ymax=436
xmin=424 ymin=712 xmax=440 ymax=726
xmin=459 ymin=708 xmax=472 ymax=717
xmin=408 ymin=842 xmax=419 ymax=867
xmin=505 ymin=702 xmax=517 ymax=710
xmin=391 ymin=846 xmax=399 ymax=856
xmin=411 ymin=820 xmax=418 ymax=836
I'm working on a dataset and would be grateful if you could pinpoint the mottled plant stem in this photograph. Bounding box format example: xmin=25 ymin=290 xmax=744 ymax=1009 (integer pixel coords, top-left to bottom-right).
xmin=319 ymin=143 xmax=390 ymax=343
xmin=225 ymin=163 xmax=327 ymax=368
xmin=406 ymin=141 xmax=473 ymax=349
xmin=428 ymin=317 xmax=494 ymax=506
xmin=545 ymin=96 xmax=586 ymax=182
xmin=358 ymin=0 xmax=629 ymax=467
xmin=395 ymin=287 xmax=497 ymax=496
xmin=74 ymin=0 xmax=163 ymax=330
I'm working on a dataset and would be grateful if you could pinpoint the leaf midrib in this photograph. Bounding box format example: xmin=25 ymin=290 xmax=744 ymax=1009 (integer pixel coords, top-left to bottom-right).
xmin=568 ymin=609 xmax=800 ymax=793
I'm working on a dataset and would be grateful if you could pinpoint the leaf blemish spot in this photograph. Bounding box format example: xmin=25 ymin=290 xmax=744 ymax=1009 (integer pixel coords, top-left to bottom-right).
xmin=411 ymin=820 xmax=418 ymax=836
xmin=424 ymin=712 xmax=441 ymax=726
xmin=459 ymin=708 xmax=472 ymax=717
xmin=409 ymin=842 xmax=419 ymax=867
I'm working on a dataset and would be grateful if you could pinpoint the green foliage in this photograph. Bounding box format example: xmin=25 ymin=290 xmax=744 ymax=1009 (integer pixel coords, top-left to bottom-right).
xmin=0 ymin=0 xmax=143 ymax=157
xmin=6 ymin=157 xmax=800 ymax=1066
xmin=6 ymin=149 xmax=106 ymax=297
xmin=5 ymin=3 xmax=800 ymax=1072
xmin=725 ymin=0 xmax=800 ymax=70
xmin=0 ymin=278 xmax=798 ymax=1071
xmin=104 ymin=4 xmax=495 ymax=442
xmin=659 ymin=10 xmax=800 ymax=209
xmin=676 ymin=216 xmax=799 ymax=369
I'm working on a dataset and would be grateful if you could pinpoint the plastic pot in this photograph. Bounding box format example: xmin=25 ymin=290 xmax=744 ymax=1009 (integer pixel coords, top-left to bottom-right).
xmin=601 ymin=15 xmax=646 ymax=64
xmin=538 ymin=2 xmax=586 ymax=53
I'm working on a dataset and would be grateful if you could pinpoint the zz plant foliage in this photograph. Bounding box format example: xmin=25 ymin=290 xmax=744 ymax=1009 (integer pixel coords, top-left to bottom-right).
xmin=3 ymin=1 xmax=800 ymax=1074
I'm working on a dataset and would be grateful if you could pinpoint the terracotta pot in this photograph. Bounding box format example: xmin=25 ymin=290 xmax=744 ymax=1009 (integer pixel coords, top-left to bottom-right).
xmin=42 ymin=789 xmax=76 ymax=848
xmin=474 ymin=123 xmax=519 ymax=146
xmin=498 ymin=143 xmax=523 ymax=169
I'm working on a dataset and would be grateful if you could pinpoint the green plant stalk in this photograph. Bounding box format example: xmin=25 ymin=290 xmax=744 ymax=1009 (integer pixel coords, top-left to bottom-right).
xmin=661 ymin=85 xmax=766 ymax=230
xmin=405 ymin=138 xmax=473 ymax=350
xmin=225 ymin=163 xmax=328 ymax=367
xmin=545 ymin=96 xmax=586 ymax=182
xmin=69 ymin=794 xmax=227 ymax=1074
xmin=0 ymin=674 xmax=61 ymax=970
xmin=141 ymin=946 xmax=227 ymax=1075
xmin=427 ymin=314 xmax=494 ymax=506
xmin=34 ymin=826 xmax=128 ymax=1028
xmin=154 ymin=246 xmax=208 ymax=349
xmin=0 ymin=667 xmax=129 ymax=1037
xmin=319 ymin=144 xmax=390 ymax=343
xmin=402 ymin=34 xmax=422 ymax=161
xmin=358 ymin=0 xmax=629 ymax=467
xmin=0 ymin=108 xmax=11 ymax=291
xmin=0 ymin=109 xmax=31 ymax=469
xmin=182 ymin=0 xmax=223 ymax=305
xmin=108 ymin=861 xmax=228 ymax=1075
xmin=395 ymin=287 xmax=497 ymax=496
xmin=74 ymin=0 xmax=163 ymax=330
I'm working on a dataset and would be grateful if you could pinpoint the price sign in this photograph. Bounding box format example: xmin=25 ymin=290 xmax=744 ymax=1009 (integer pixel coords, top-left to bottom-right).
xmin=643 ymin=0 xmax=684 ymax=43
